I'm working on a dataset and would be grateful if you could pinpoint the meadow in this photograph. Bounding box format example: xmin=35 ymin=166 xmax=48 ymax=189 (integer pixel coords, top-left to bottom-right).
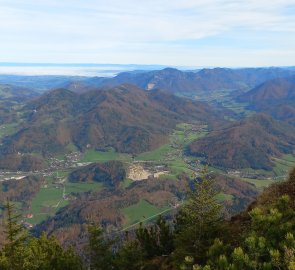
xmin=121 ymin=199 xmax=169 ymax=227
xmin=27 ymin=172 xmax=103 ymax=224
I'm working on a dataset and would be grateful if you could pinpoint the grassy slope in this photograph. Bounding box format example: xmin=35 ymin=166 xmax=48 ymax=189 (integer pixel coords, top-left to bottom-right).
xmin=121 ymin=199 xmax=168 ymax=226
xmin=28 ymin=172 xmax=103 ymax=224
xmin=216 ymin=193 xmax=234 ymax=202
xmin=272 ymin=155 xmax=295 ymax=178
xmin=0 ymin=123 xmax=19 ymax=139
xmin=81 ymin=149 xmax=131 ymax=163
xmin=135 ymin=144 xmax=172 ymax=161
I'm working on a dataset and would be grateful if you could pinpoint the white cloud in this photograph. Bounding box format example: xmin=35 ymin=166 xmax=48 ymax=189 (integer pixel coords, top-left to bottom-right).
xmin=0 ymin=0 xmax=294 ymax=65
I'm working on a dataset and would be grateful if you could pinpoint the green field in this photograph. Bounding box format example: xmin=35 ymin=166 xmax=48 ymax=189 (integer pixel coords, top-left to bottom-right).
xmin=0 ymin=123 xmax=19 ymax=138
xmin=216 ymin=193 xmax=234 ymax=202
xmin=208 ymin=166 xmax=226 ymax=174
xmin=241 ymin=178 xmax=275 ymax=188
xmin=29 ymin=187 xmax=65 ymax=224
xmin=172 ymin=123 xmax=208 ymax=146
xmin=81 ymin=149 xmax=131 ymax=163
xmin=272 ymin=155 xmax=295 ymax=178
xmin=252 ymin=154 xmax=295 ymax=180
xmin=134 ymin=123 xmax=208 ymax=177
xmin=120 ymin=178 xmax=134 ymax=189
xmin=281 ymin=154 xmax=295 ymax=162
xmin=28 ymin=174 xmax=104 ymax=224
xmin=168 ymin=158 xmax=194 ymax=175
xmin=121 ymin=200 xmax=167 ymax=226
xmin=239 ymin=167 xmax=274 ymax=178
xmin=135 ymin=144 xmax=173 ymax=161
xmin=221 ymin=100 xmax=254 ymax=116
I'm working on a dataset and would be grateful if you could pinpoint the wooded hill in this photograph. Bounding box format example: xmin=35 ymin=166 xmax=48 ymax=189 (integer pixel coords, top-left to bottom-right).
xmin=0 ymin=84 xmax=224 ymax=170
xmin=188 ymin=114 xmax=295 ymax=170
xmin=237 ymin=76 xmax=295 ymax=126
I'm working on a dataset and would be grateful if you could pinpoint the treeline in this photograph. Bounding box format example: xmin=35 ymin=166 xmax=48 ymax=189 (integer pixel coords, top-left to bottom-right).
xmin=0 ymin=168 xmax=295 ymax=270
xmin=0 ymin=176 xmax=43 ymax=210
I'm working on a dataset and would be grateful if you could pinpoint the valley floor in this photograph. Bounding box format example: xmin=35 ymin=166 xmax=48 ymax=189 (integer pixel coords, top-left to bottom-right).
xmin=1 ymin=122 xmax=294 ymax=229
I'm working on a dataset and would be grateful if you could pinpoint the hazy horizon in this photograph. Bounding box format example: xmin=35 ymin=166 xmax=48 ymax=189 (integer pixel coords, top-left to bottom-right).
xmin=0 ymin=63 xmax=193 ymax=76
xmin=0 ymin=62 xmax=294 ymax=76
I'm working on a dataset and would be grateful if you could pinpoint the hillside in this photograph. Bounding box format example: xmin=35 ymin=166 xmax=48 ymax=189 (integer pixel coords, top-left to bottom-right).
xmin=0 ymin=84 xmax=39 ymax=102
xmin=0 ymin=154 xmax=46 ymax=171
xmin=0 ymin=75 xmax=88 ymax=92
xmin=69 ymin=161 xmax=126 ymax=188
xmin=237 ymin=76 xmax=295 ymax=125
xmin=34 ymin=172 xmax=257 ymax=246
xmin=0 ymin=84 xmax=39 ymax=125
xmin=188 ymin=114 xmax=295 ymax=170
xmin=66 ymin=67 xmax=295 ymax=95
xmin=0 ymin=84 xmax=222 ymax=166
xmin=228 ymin=167 xmax=295 ymax=239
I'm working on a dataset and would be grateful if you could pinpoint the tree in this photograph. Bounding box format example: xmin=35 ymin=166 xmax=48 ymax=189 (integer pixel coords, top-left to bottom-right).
xmin=0 ymin=201 xmax=83 ymax=270
xmin=114 ymin=237 xmax=145 ymax=270
xmin=135 ymin=216 xmax=174 ymax=259
xmin=194 ymin=195 xmax=295 ymax=270
xmin=113 ymin=216 xmax=174 ymax=269
xmin=87 ymin=225 xmax=115 ymax=270
xmin=173 ymin=168 xmax=223 ymax=267
xmin=0 ymin=200 xmax=28 ymax=269
xmin=25 ymin=233 xmax=83 ymax=270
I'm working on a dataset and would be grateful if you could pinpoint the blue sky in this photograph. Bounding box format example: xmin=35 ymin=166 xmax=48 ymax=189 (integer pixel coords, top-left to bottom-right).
xmin=0 ymin=0 xmax=294 ymax=67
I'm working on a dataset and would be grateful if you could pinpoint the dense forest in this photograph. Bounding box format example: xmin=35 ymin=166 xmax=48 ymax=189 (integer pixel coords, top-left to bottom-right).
xmin=0 ymin=167 xmax=294 ymax=270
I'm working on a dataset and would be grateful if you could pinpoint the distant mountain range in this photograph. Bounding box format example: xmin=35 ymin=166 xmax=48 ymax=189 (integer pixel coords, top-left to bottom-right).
xmin=188 ymin=114 xmax=295 ymax=170
xmin=0 ymin=75 xmax=86 ymax=92
xmin=66 ymin=67 xmax=295 ymax=95
xmin=0 ymin=67 xmax=294 ymax=95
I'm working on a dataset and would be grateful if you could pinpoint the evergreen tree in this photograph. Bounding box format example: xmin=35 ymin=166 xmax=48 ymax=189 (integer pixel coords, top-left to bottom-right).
xmin=0 ymin=200 xmax=28 ymax=269
xmin=193 ymin=195 xmax=295 ymax=270
xmin=135 ymin=216 xmax=174 ymax=258
xmin=156 ymin=215 xmax=174 ymax=256
xmin=0 ymin=201 xmax=83 ymax=270
xmin=173 ymin=168 xmax=223 ymax=266
xmin=25 ymin=233 xmax=83 ymax=270
xmin=114 ymin=237 xmax=145 ymax=270
xmin=87 ymin=225 xmax=115 ymax=270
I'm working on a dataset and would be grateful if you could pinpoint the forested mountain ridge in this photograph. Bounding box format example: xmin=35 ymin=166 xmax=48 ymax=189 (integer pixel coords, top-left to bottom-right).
xmin=0 ymin=84 xmax=224 ymax=170
xmin=237 ymin=75 xmax=295 ymax=125
xmin=0 ymin=67 xmax=293 ymax=95
xmin=65 ymin=67 xmax=295 ymax=95
xmin=188 ymin=113 xmax=295 ymax=170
